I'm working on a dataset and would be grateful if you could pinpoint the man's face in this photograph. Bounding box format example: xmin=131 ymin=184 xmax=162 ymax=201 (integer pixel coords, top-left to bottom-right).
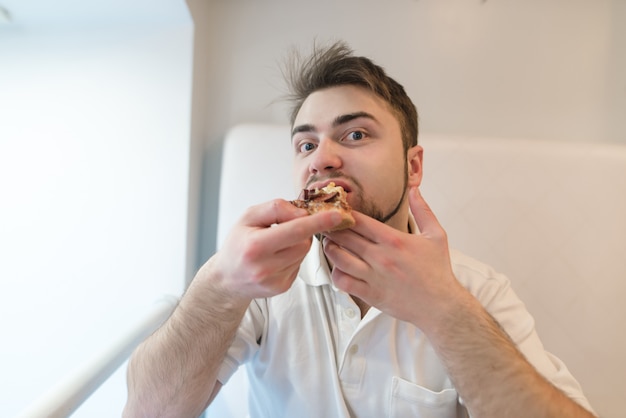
xmin=291 ymin=85 xmax=422 ymax=231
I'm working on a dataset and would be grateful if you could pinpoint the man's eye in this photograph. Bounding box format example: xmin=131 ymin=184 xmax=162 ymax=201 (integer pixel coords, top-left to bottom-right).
xmin=347 ymin=130 xmax=365 ymax=141
xmin=299 ymin=142 xmax=316 ymax=153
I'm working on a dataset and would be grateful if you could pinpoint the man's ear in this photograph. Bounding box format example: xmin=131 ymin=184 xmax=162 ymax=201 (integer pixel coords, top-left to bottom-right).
xmin=407 ymin=145 xmax=423 ymax=187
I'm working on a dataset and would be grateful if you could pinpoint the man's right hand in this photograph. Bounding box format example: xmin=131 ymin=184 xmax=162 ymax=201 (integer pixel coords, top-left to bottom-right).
xmin=204 ymin=198 xmax=344 ymax=301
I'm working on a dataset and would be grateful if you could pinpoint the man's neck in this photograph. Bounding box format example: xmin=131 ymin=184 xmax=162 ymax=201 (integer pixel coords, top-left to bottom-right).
xmin=352 ymin=296 xmax=371 ymax=319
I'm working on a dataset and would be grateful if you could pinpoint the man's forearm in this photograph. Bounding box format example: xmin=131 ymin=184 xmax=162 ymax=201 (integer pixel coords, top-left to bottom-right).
xmin=426 ymin=289 xmax=595 ymax=418
xmin=124 ymin=259 xmax=250 ymax=418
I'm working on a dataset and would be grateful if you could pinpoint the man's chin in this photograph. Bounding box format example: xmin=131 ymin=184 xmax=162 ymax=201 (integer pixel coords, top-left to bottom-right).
xmin=353 ymin=206 xmax=385 ymax=224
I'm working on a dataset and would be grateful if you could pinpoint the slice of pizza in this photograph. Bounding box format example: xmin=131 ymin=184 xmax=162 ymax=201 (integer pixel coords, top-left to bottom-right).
xmin=291 ymin=182 xmax=355 ymax=231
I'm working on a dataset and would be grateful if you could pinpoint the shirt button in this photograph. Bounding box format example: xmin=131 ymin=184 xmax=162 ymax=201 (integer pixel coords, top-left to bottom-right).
xmin=345 ymin=308 xmax=356 ymax=319
xmin=349 ymin=344 xmax=359 ymax=355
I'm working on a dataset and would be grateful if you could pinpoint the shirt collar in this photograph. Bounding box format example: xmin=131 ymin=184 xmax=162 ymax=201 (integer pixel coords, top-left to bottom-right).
xmin=298 ymin=237 xmax=333 ymax=287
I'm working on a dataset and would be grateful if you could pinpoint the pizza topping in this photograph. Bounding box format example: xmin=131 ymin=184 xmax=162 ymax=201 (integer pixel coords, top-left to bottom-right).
xmin=289 ymin=182 xmax=355 ymax=231
xmin=303 ymin=189 xmax=338 ymax=202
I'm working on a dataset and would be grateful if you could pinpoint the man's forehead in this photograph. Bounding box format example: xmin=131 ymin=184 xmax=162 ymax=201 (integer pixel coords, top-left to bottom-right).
xmin=293 ymin=85 xmax=390 ymax=127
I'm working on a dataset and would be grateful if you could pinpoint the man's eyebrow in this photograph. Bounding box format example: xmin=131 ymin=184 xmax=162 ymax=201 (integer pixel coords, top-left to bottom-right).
xmin=291 ymin=112 xmax=378 ymax=139
xmin=291 ymin=123 xmax=315 ymax=138
xmin=333 ymin=111 xmax=378 ymax=127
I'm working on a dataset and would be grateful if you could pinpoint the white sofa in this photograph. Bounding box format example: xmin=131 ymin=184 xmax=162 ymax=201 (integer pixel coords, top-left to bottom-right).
xmin=208 ymin=123 xmax=626 ymax=418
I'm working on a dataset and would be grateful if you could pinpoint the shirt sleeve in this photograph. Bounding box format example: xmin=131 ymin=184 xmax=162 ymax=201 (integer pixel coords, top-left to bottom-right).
xmin=450 ymin=249 xmax=596 ymax=415
xmin=216 ymin=298 xmax=267 ymax=385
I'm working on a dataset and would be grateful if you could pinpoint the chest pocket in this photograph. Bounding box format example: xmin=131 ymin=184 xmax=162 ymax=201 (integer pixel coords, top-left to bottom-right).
xmin=388 ymin=376 xmax=459 ymax=418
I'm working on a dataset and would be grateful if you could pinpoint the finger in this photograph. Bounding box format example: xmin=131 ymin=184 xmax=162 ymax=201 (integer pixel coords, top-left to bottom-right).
xmin=322 ymin=236 xmax=371 ymax=278
xmin=242 ymin=199 xmax=309 ymax=227
xmin=331 ymin=267 xmax=370 ymax=299
xmin=253 ymin=240 xmax=312 ymax=287
xmin=408 ymin=187 xmax=444 ymax=237
xmin=335 ymin=210 xmax=388 ymax=244
xmin=323 ymin=228 xmax=375 ymax=269
xmin=273 ymin=238 xmax=314 ymax=269
xmin=256 ymin=208 xmax=344 ymax=250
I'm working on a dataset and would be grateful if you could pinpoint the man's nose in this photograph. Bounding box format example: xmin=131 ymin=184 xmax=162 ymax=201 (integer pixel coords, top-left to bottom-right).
xmin=309 ymin=139 xmax=342 ymax=174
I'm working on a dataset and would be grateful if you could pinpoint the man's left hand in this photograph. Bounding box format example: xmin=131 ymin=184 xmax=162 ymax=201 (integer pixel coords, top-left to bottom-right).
xmin=323 ymin=186 xmax=465 ymax=329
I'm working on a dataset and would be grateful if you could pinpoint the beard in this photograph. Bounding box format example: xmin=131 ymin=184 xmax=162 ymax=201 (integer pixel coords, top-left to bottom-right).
xmin=308 ymin=157 xmax=409 ymax=226
xmin=352 ymin=167 xmax=408 ymax=224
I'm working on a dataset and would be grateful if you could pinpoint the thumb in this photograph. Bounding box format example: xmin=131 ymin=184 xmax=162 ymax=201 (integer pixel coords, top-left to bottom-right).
xmin=408 ymin=187 xmax=443 ymax=237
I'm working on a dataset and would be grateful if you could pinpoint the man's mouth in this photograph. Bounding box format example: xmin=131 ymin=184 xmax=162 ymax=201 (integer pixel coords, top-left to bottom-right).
xmin=309 ymin=180 xmax=352 ymax=194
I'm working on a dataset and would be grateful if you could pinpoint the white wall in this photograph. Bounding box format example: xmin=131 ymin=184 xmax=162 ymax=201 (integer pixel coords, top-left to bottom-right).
xmin=189 ymin=0 xmax=625 ymax=143
xmin=0 ymin=5 xmax=193 ymax=416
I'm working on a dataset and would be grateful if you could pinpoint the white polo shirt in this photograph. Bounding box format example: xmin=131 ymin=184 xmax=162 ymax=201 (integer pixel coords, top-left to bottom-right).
xmin=217 ymin=239 xmax=594 ymax=417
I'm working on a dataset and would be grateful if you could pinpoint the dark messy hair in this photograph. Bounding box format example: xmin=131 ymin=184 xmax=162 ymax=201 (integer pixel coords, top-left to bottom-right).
xmin=283 ymin=41 xmax=419 ymax=151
